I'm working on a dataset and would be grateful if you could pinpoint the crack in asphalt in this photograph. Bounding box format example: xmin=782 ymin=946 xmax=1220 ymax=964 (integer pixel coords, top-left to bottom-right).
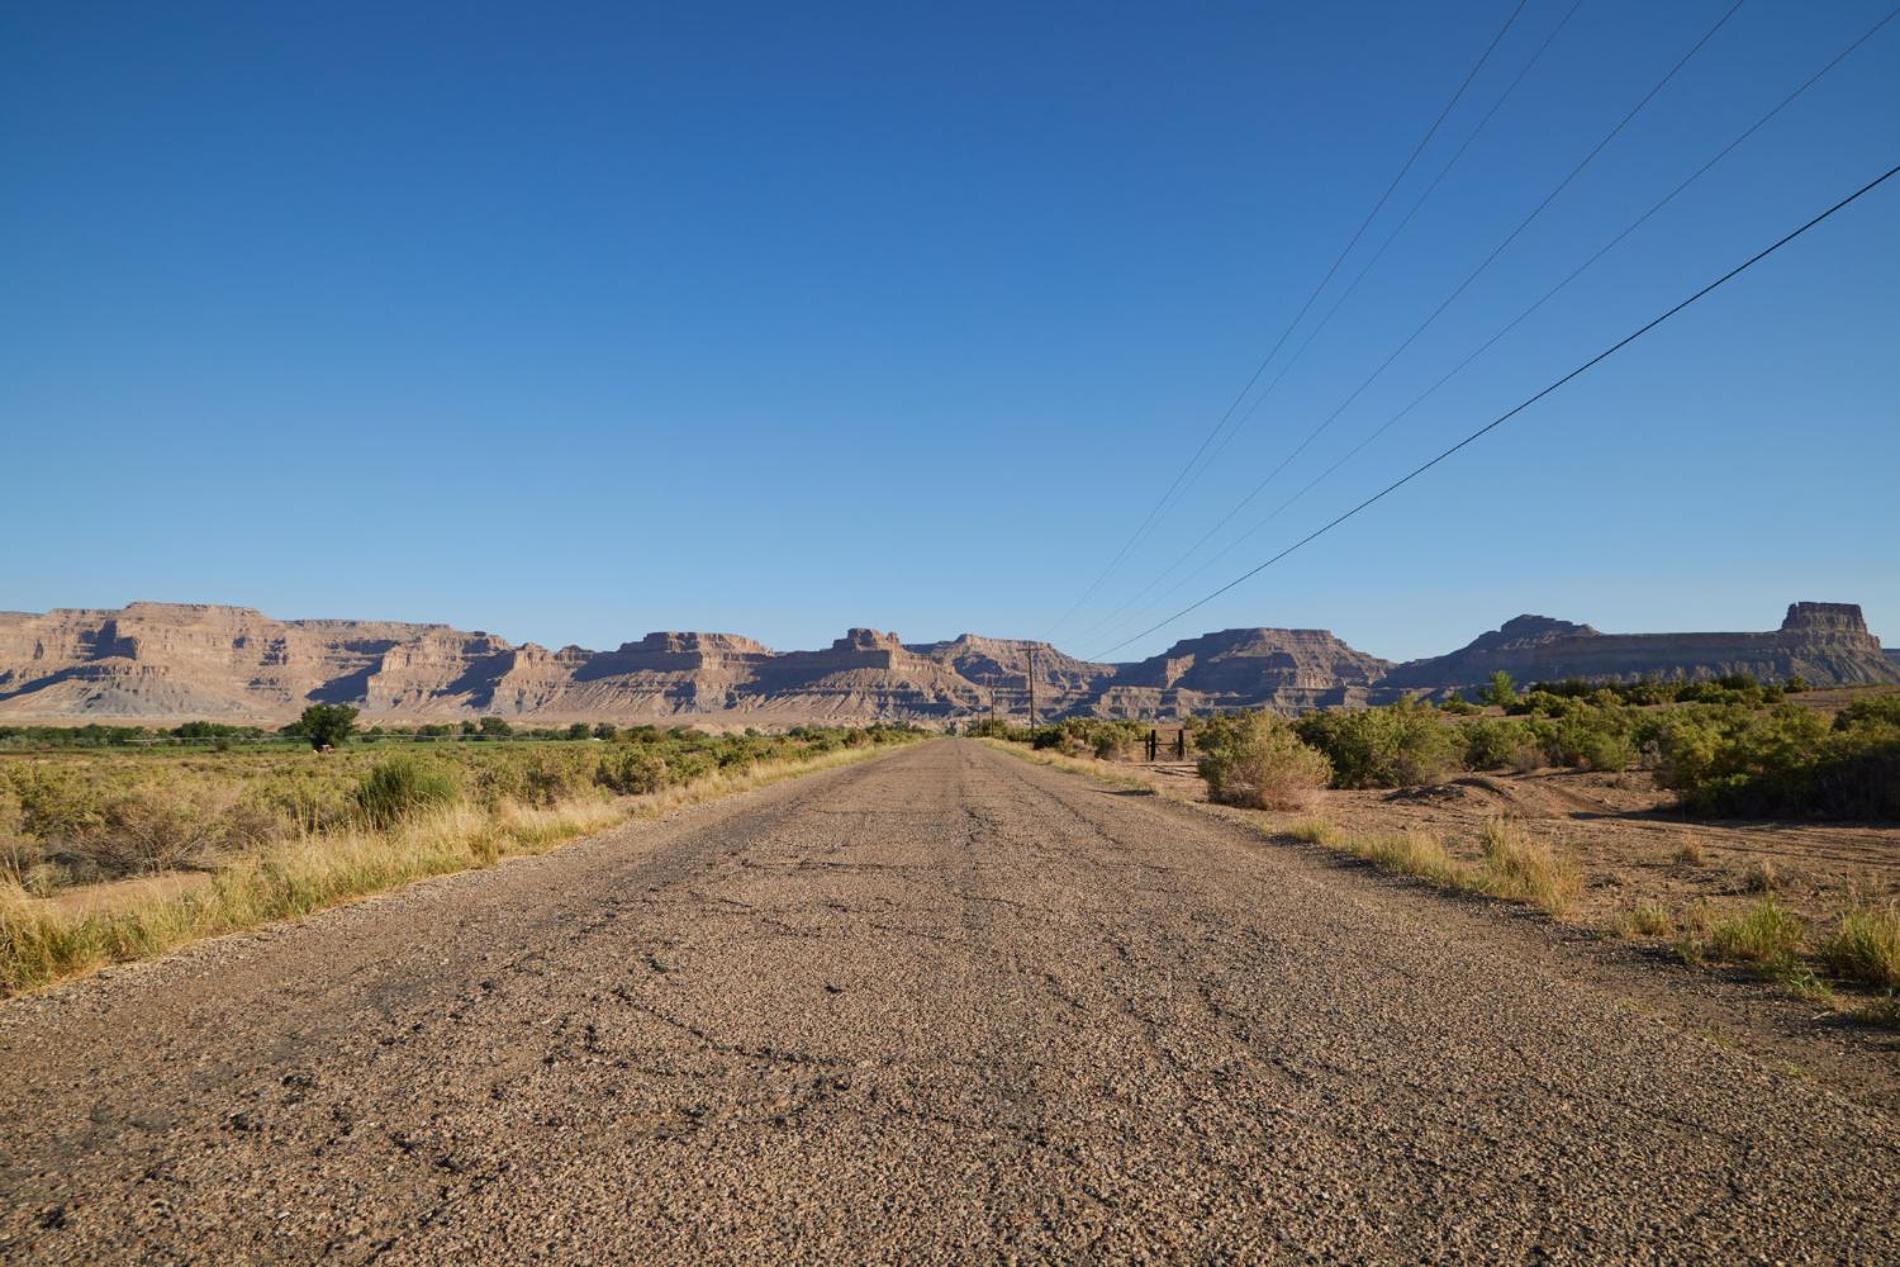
xmin=0 ymin=740 xmax=1895 ymax=1263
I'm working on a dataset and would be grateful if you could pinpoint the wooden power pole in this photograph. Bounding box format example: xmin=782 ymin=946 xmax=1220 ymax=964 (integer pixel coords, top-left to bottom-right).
xmin=1027 ymin=647 xmax=1037 ymax=728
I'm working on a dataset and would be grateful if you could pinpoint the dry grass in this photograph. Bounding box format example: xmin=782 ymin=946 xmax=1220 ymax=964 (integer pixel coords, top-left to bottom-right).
xmin=1707 ymin=897 xmax=1806 ymax=969
xmin=1346 ymin=831 xmax=1474 ymax=890
xmin=979 ymin=741 xmax=1172 ymax=797
xmin=1820 ymin=902 xmax=1900 ymax=989
xmin=0 ymin=743 xmax=904 ymax=998
xmin=1742 ymin=859 xmax=1781 ymax=894
xmin=1285 ymin=817 xmax=1342 ymax=846
xmin=1478 ymin=819 xmax=1584 ymax=916
xmin=1672 ymin=835 xmax=1709 ymax=867
xmin=1616 ymin=901 xmax=1675 ymax=939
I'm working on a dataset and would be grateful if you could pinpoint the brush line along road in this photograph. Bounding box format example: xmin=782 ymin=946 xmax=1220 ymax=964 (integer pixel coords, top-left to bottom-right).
xmin=1 ymin=741 xmax=1893 ymax=1262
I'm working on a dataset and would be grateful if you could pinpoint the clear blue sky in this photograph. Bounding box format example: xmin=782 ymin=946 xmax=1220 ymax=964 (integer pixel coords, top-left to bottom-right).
xmin=3 ymin=1 xmax=1895 ymax=663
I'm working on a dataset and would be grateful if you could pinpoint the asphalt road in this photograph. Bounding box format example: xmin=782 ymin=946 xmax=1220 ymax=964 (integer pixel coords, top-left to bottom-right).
xmin=2 ymin=740 xmax=1894 ymax=1263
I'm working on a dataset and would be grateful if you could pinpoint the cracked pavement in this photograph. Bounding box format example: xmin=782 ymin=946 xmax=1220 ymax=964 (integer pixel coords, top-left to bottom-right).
xmin=1 ymin=740 xmax=1895 ymax=1262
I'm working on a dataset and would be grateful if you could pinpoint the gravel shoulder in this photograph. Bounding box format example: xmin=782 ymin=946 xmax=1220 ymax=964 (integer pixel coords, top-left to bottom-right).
xmin=2 ymin=740 xmax=1894 ymax=1262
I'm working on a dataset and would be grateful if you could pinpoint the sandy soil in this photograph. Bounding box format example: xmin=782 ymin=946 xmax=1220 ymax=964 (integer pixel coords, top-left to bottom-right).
xmin=1127 ymin=756 xmax=1900 ymax=951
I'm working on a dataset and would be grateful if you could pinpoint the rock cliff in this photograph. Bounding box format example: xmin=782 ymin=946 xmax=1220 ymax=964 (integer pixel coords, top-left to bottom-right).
xmin=1383 ymin=602 xmax=1900 ymax=692
xmin=0 ymin=600 xmax=1889 ymax=725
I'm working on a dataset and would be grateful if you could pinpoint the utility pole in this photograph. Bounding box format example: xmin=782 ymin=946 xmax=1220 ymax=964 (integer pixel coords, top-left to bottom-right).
xmin=1027 ymin=647 xmax=1037 ymax=729
xmin=987 ymin=674 xmax=998 ymax=729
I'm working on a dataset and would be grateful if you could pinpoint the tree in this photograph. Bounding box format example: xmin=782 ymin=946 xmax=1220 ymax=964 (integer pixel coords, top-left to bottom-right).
xmin=592 ymin=722 xmax=618 ymax=740
xmin=298 ymin=703 xmax=359 ymax=751
xmin=478 ymin=715 xmax=513 ymax=738
xmin=565 ymin=722 xmax=591 ymax=740
xmin=1477 ymin=671 xmax=1518 ymax=710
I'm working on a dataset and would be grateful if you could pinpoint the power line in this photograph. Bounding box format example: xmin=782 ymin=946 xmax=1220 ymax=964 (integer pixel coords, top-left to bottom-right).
xmin=1155 ymin=0 xmax=1590 ymax=533
xmin=1093 ymin=1 xmax=1900 ymax=640
xmin=1089 ymin=159 xmax=1900 ymax=661
xmin=1070 ymin=0 xmax=1588 ymax=645
xmin=1043 ymin=0 xmax=1533 ymax=636
xmin=1077 ymin=0 xmax=1742 ymax=642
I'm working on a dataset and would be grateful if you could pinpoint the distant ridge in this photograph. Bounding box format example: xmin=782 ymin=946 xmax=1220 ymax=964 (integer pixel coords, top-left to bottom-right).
xmin=1383 ymin=602 xmax=1899 ymax=693
xmin=0 ymin=600 xmax=1892 ymax=725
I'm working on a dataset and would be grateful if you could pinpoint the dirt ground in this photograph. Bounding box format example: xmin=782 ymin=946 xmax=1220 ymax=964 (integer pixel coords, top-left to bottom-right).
xmin=1128 ymin=759 xmax=1900 ymax=938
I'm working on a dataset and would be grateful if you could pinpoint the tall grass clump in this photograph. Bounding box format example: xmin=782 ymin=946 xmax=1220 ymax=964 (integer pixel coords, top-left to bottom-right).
xmin=354 ymin=756 xmax=463 ymax=827
xmin=1707 ymin=897 xmax=1806 ymax=969
xmin=1285 ymin=817 xmax=1341 ymax=845
xmin=1194 ymin=711 xmax=1333 ymax=810
xmin=1477 ymin=819 xmax=1583 ymax=916
xmin=1348 ymin=831 xmax=1472 ymax=889
xmin=1821 ymin=902 xmax=1900 ymax=989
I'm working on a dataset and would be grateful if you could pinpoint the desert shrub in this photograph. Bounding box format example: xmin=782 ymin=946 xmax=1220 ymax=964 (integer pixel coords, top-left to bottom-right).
xmin=1477 ymin=671 xmax=1518 ymax=709
xmin=355 ymin=757 xmax=462 ymax=828
xmin=1460 ymin=717 xmax=1538 ymax=772
xmin=1834 ymin=694 xmax=1900 ymax=733
xmin=1293 ymin=699 xmax=1459 ymax=788
xmin=1821 ymin=903 xmax=1900 ymax=988
xmin=1653 ymin=703 xmax=1899 ymax=819
xmin=1195 ymin=712 xmax=1333 ymax=810
xmin=71 ymin=787 xmax=230 ymax=877
xmin=596 ymin=746 xmax=667 ymax=794
xmin=517 ymin=750 xmax=597 ymax=806
xmin=1029 ymin=718 xmax=1149 ymax=759
xmin=1540 ymin=707 xmax=1636 ymax=772
xmin=1478 ymin=819 xmax=1582 ymax=915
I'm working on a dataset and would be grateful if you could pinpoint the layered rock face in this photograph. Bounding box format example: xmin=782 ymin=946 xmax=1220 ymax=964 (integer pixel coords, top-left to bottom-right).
xmin=1384 ymin=602 xmax=1900 ymax=692
xmin=0 ymin=607 xmax=989 ymax=723
xmin=1077 ymin=628 xmax=1391 ymax=718
xmin=0 ymin=601 xmax=1889 ymax=725
xmin=906 ymin=635 xmax=1115 ymax=717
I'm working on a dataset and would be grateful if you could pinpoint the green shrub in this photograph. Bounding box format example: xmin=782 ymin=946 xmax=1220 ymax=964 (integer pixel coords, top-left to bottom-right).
xmin=1293 ymin=699 xmax=1459 ymax=788
xmin=295 ymin=704 xmax=359 ymax=751
xmin=1653 ymin=703 xmax=1899 ymax=819
xmin=355 ymin=757 xmax=462 ymax=827
xmin=1195 ymin=712 xmax=1332 ymax=810
xmin=1460 ymin=717 xmax=1538 ymax=772
xmin=1478 ymin=671 xmax=1518 ymax=709
xmin=1834 ymin=694 xmax=1900 ymax=733
xmin=1541 ymin=708 xmax=1636 ymax=772
xmin=596 ymin=746 xmax=667 ymax=794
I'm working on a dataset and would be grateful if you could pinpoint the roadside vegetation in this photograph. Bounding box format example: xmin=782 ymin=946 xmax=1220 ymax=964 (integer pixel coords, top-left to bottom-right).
xmin=0 ymin=710 xmax=642 ymax=752
xmin=982 ymin=677 xmax=1900 ymax=1020
xmin=0 ymin=722 xmax=923 ymax=995
xmin=981 ymin=674 xmax=1898 ymax=822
